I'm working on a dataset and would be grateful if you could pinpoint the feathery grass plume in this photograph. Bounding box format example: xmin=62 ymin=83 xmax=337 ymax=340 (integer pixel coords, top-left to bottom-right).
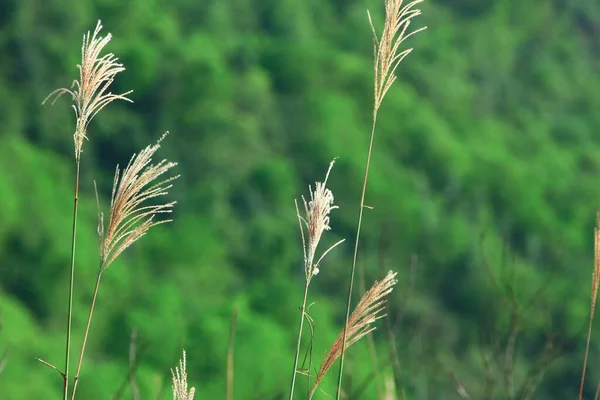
xmin=172 ymin=350 xmax=196 ymax=400
xmin=337 ymin=3 xmax=425 ymax=398
xmin=295 ymin=159 xmax=345 ymax=283
xmin=227 ymin=308 xmax=238 ymax=400
xmin=311 ymin=271 xmax=398 ymax=398
xmin=70 ymin=134 xmax=179 ymax=399
xmin=289 ymin=160 xmax=345 ymax=400
xmin=578 ymin=212 xmax=600 ymax=399
xmin=43 ymin=20 xmax=132 ymax=160
xmin=40 ymin=20 xmax=132 ymax=400
xmin=100 ymin=133 xmax=179 ymax=270
xmin=368 ymin=0 xmax=426 ymax=115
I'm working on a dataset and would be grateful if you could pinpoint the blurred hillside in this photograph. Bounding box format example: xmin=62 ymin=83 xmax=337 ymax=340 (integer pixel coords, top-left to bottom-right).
xmin=1 ymin=0 xmax=600 ymax=398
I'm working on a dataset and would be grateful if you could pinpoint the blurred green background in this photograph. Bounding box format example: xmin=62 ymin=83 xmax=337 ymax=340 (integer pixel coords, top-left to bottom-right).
xmin=1 ymin=0 xmax=600 ymax=398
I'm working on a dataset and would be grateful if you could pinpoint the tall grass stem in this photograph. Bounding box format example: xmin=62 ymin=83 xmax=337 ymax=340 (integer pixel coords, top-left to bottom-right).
xmin=336 ymin=119 xmax=378 ymax=400
xmin=289 ymin=282 xmax=310 ymax=400
xmin=64 ymin=159 xmax=81 ymax=400
xmin=71 ymin=270 xmax=103 ymax=399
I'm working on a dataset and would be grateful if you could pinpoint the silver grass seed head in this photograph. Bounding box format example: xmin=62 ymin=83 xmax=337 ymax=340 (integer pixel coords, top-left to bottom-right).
xmin=43 ymin=20 xmax=133 ymax=161
xmin=296 ymin=160 xmax=344 ymax=282
xmin=100 ymin=133 xmax=179 ymax=270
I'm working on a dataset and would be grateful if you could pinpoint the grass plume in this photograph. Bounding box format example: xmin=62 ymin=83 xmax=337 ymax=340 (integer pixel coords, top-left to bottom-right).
xmin=41 ymin=20 xmax=132 ymax=400
xmin=227 ymin=308 xmax=238 ymax=400
xmin=296 ymin=160 xmax=345 ymax=283
xmin=99 ymin=133 xmax=179 ymax=270
xmin=43 ymin=20 xmax=132 ymax=161
xmin=71 ymin=134 xmax=179 ymax=399
xmin=312 ymin=271 xmax=398 ymax=399
xmin=172 ymin=350 xmax=196 ymax=400
xmin=578 ymin=212 xmax=600 ymax=399
xmin=289 ymin=160 xmax=345 ymax=400
xmin=337 ymin=1 xmax=425 ymax=398
xmin=368 ymin=0 xmax=426 ymax=116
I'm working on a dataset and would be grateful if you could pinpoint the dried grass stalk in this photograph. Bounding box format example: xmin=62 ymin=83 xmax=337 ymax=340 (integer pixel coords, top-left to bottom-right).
xmin=172 ymin=350 xmax=196 ymax=400
xmin=296 ymin=160 xmax=345 ymax=282
xmin=578 ymin=212 xmax=600 ymax=399
xmin=368 ymin=0 xmax=426 ymax=114
xmin=592 ymin=214 xmax=600 ymax=315
xmin=99 ymin=133 xmax=179 ymax=270
xmin=311 ymin=271 xmax=398 ymax=398
xmin=43 ymin=20 xmax=133 ymax=160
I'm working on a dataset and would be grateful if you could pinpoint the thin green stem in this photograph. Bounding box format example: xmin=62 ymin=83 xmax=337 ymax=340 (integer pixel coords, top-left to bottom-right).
xmin=71 ymin=269 xmax=103 ymax=400
xmin=64 ymin=159 xmax=81 ymax=400
xmin=336 ymin=117 xmax=378 ymax=400
xmin=289 ymin=281 xmax=310 ymax=400
xmin=579 ymin=311 xmax=595 ymax=400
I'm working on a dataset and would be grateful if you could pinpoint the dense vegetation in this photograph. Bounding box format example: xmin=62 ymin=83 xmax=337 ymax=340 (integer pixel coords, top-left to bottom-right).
xmin=1 ymin=0 xmax=600 ymax=398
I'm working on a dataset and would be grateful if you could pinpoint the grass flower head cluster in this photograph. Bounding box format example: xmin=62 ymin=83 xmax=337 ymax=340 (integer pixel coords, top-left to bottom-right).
xmin=172 ymin=351 xmax=196 ymax=400
xmin=99 ymin=133 xmax=180 ymax=271
xmin=43 ymin=20 xmax=133 ymax=160
xmin=296 ymin=159 xmax=344 ymax=282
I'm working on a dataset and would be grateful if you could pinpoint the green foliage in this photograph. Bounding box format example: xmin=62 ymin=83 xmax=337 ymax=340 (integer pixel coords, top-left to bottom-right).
xmin=1 ymin=0 xmax=599 ymax=398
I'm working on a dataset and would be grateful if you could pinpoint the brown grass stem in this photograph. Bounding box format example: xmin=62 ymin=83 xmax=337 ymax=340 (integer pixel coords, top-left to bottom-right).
xmin=579 ymin=214 xmax=600 ymax=400
xmin=36 ymin=357 xmax=64 ymax=378
xmin=70 ymin=270 xmax=103 ymax=400
xmin=71 ymin=135 xmax=177 ymax=399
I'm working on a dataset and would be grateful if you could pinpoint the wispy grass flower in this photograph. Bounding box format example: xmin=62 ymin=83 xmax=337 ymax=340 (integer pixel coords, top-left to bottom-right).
xmin=289 ymin=161 xmax=344 ymax=400
xmin=578 ymin=213 xmax=600 ymax=399
xmin=312 ymin=271 xmax=398 ymax=398
xmin=71 ymin=134 xmax=179 ymax=399
xmin=172 ymin=350 xmax=196 ymax=400
xmin=99 ymin=133 xmax=179 ymax=270
xmin=368 ymin=0 xmax=426 ymax=115
xmin=40 ymin=20 xmax=133 ymax=400
xmin=296 ymin=159 xmax=345 ymax=283
xmin=43 ymin=20 xmax=132 ymax=160
xmin=337 ymin=2 xmax=425 ymax=398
